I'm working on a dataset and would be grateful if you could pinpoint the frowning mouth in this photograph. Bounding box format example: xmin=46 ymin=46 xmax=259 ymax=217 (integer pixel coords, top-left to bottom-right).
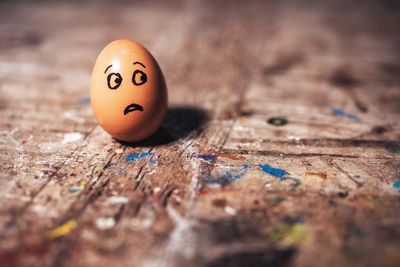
xmin=124 ymin=103 xmax=144 ymax=115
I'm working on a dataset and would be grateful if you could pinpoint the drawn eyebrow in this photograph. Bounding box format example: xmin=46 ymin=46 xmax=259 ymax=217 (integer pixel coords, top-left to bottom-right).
xmin=133 ymin=62 xmax=145 ymax=68
xmin=104 ymin=64 xmax=112 ymax=74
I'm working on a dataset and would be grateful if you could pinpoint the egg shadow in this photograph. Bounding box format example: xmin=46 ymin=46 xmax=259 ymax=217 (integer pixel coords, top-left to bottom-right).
xmin=118 ymin=105 xmax=209 ymax=147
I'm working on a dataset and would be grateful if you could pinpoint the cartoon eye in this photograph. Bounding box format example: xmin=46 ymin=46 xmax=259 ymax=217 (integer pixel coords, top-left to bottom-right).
xmin=132 ymin=70 xmax=147 ymax=86
xmin=107 ymin=73 xmax=123 ymax=89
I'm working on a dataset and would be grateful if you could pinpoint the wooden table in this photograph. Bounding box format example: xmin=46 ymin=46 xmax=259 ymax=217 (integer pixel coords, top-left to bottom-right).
xmin=1 ymin=0 xmax=399 ymax=266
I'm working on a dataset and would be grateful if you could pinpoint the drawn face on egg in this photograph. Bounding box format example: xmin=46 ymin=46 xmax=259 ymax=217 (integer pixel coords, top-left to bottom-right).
xmin=104 ymin=61 xmax=147 ymax=115
xmin=90 ymin=39 xmax=168 ymax=142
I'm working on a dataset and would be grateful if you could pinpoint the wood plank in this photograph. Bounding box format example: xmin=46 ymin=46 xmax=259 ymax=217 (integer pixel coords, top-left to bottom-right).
xmin=0 ymin=1 xmax=399 ymax=267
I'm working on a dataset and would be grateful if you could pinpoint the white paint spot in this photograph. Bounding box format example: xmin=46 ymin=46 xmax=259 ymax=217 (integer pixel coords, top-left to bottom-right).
xmin=130 ymin=217 xmax=154 ymax=230
xmin=63 ymin=111 xmax=85 ymax=123
xmin=32 ymin=204 xmax=59 ymax=218
xmin=38 ymin=132 xmax=83 ymax=153
xmin=264 ymin=183 xmax=273 ymax=189
xmin=224 ymin=206 xmax=237 ymax=216
xmin=153 ymin=187 xmax=161 ymax=193
xmin=288 ymin=135 xmax=301 ymax=141
xmin=165 ymin=206 xmax=196 ymax=258
xmin=62 ymin=132 xmax=83 ymax=144
xmin=95 ymin=217 xmax=116 ymax=230
xmin=106 ymin=196 xmax=129 ymax=205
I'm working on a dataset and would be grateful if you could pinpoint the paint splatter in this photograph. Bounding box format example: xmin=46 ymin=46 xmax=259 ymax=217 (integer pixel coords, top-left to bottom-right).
xmin=201 ymin=164 xmax=250 ymax=188
xmin=260 ymin=164 xmax=301 ymax=187
xmin=290 ymin=178 xmax=301 ymax=187
xmin=69 ymin=180 xmax=86 ymax=193
xmin=106 ymin=196 xmax=129 ymax=205
xmin=221 ymin=164 xmax=250 ymax=180
xmin=331 ymin=107 xmax=360 ymax=121
xmin=115 ymin=148 xmax=123 ymax=154
xmin=259 ymin=164 xmax=289 ymax=180
xmin=346 ymin=221 xmax=364 ymax=238
xmin=125 ymin=152 xmax=154 ymax=162
xmin=385 ymin=145 xmax=400 ymax=154
xmin=95 ymin=217 xmax=116 ymax=230
xmin=267 ymin=117 xmax=288 ymax=126
xmin=69 ymin=186 xmax=82 ymax=193
xmin=282 ymin=214 xmax=304 ymax=224
xmin=193 ymin=154 xmax=216 ymax=161
xmin=304 ymin=171 xmax=327 ymax=180
xmin=269 ymin=223 xmax=309 ymax=245
xmin=224 ymin=206 xmax=237 ymax=215
xmin=393 ymin=180 xmax=400 ymax=190
xmin=217 ymin=153 xmax=246 ymax=160
xmin=62 ymin=132 xmax=83 ymax=144
xmin=273 ymin=196 xmax=285 ymax=205
xmin=48 ymin=219 xmax=77 ymax=239
xmin=63 ymin=111 xmax=85 ymax=123
xmin=38 ymin=132 xmax=83 ymax=153
xmin=150 ymin=159 xmax=157 ymax=166
xmin=76 ymin=96 xmax=90 ymax=104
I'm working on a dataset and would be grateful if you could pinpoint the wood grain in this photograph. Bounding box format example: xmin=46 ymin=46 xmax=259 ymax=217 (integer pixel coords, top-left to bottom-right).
xmin=0 ymin=0 xmax=399 ymax=266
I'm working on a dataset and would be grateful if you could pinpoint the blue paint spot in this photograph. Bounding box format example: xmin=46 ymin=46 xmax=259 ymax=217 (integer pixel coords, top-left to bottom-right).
xmin=259 ymin=164 xmax=289 ymax=180
xmin=201 ymin=164 xmax=250 ymax=187
xmin=69 ymin=186 xmax=82 ymax=193
xmin=150 ymin=159 xmax=157 ymax=166
xmin=193 ymin=154 xmax=216 ymax=161
xmin=259 ymin=164 xmax=300 ymax=187
xmin=221 ymin=164 xmax=250 ymax=180
xmin=125 ymin=152 xmax=154 ymax=162
xmin=393 ymin=180 xmax=400 ymax=190
xmin=331 ymin=107 xmax=360 ymax=121
xmin=77 ymin=96 xmax=90 ymax=105
xmin=282 ymin=214 xmax=304 ymax=224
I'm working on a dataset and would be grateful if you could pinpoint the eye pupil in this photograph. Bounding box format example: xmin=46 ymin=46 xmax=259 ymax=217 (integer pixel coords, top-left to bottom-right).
xmin=107 ymin=73 xmax=123 ymax=90
xmin=132 ymin=70 xmax=147 ymax=86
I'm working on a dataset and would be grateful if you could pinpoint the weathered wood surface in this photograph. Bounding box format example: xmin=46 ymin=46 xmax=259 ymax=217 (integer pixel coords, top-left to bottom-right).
xmin=0 ymin=0 xmax=399 ymax=266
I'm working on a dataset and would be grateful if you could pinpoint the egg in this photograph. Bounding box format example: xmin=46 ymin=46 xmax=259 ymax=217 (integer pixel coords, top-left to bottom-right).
xmin=90 ymin=39 xmax=168 ymax=142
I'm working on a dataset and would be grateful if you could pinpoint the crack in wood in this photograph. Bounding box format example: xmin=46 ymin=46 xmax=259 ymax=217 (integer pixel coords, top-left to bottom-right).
xmin=221 ymin=148 xmax=390 ymax=159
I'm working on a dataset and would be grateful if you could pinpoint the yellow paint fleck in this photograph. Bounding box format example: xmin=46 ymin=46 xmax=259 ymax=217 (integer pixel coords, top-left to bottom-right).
xmin=79 ymin=180 xmax=87 ymax=188
xmin=269 ymin=223 xmax=309 ymax=245
xmin=48 ymin=219 xmax=78 ymax=239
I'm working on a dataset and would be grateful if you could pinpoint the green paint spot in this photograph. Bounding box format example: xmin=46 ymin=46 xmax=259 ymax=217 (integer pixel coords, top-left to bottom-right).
xmin=273 ymin=196 xmax=285 ymax=205
xmin=269 ymin=223 xmax=309 ymax=245
xmin=288 ymin=177 xmax=301 ymax=188
xmin=346 ymin=221 xmax=364 ymax=238
xmin=385 ymin=145 xmax=400 ymax=154
xmin=342 ymin=244 xmax=363 ymax=256
xmin=267 ymin=117 xmax=288 ymax=126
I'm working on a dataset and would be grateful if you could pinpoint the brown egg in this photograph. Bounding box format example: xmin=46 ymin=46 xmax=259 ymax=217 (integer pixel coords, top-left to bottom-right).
xmin=90 ymin=39 xmax=168 ymax=142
